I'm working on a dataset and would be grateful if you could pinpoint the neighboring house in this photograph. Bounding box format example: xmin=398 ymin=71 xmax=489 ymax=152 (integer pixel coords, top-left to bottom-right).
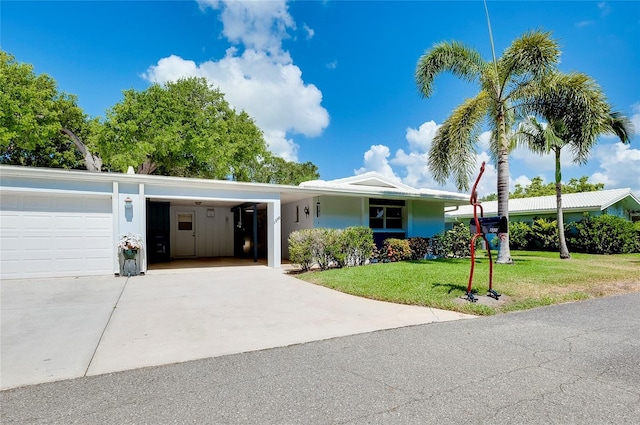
xmin=0 ymin=166 xmax=467 ymax=279
xmin=445 ymin=188 xmax=640 ymax=230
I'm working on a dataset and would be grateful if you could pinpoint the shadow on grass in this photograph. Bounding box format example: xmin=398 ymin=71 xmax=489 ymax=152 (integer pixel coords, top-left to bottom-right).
xmin=432 ymin=281 xmax=473 ymax=294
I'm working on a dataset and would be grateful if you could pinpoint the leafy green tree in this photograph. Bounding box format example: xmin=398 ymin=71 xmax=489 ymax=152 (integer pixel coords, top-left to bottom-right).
xmin=512 ymin=176 xmax=553 ymax=198
xmin=516 ymin=72 xmax=633 ymax=258
xmin=0 ymin=51 xmax=98 ymax=170
xmin=416 ymin=30 xmax=562 ymax=263
xmin=252 ymin=155 xmax=319 ymax=185
xmin=483 ymin=175 xmax=605 ymax=201
xmin=564 ymin=176 xmax=605 ymax=194
xmin=91 ymin=77 xmax=269 ymax=178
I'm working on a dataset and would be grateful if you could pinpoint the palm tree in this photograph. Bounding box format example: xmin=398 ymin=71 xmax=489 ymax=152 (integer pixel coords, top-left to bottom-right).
xmin=416 ymin=30 xmax=561 ymax=263
xmin=516 ymin=73 xmax=634 ymax=258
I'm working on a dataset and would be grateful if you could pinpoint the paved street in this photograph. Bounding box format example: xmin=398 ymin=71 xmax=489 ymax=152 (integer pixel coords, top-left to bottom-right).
xmin=2 ymin=292 xmax=638 ymax=424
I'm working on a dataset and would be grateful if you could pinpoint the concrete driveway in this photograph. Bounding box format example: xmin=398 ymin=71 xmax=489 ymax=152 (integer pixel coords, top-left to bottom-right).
xmin=1 ymin=266 xmax=473 ymax=390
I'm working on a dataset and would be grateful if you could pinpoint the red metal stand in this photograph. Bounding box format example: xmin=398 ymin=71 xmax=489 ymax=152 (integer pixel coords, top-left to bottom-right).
xmin=466 ymin=162 xmax=501 ymax=302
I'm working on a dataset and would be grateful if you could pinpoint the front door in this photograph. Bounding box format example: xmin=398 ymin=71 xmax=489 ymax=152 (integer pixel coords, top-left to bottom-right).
xmin=175 ymin=211 xmax=196 ymax=257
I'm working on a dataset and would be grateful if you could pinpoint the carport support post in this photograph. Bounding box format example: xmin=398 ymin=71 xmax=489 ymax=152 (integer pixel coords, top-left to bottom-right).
xmin=253 ymin=203 xmax=258 ymax=263
xmin=267 ymin=200 xmax=281 ymax=268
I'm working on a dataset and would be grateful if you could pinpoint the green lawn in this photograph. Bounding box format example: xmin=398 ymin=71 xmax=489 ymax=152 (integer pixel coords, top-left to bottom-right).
xmin=296 ymin=251 xmax=640 ymax=315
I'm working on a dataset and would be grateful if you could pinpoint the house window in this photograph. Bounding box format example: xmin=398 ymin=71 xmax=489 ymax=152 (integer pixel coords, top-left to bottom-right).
xmin=369 ymin=199 xmax=405 ymax=229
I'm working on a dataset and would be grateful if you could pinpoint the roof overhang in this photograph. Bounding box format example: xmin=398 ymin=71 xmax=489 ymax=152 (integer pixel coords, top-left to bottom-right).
xmin=0 ymin=165 xmax=469 ymax=207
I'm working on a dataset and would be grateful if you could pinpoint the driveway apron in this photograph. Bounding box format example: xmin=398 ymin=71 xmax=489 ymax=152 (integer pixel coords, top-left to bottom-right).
xmin=1 ymin=266 xmax=473 ymax=389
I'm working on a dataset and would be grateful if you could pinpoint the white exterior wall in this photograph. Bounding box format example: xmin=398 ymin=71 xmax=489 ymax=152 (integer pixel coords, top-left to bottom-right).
xmin=314 ymin=196 xmax=365 ymax=229
xmin=408 ymin=200 xmax=445 ymax=237
xmin=281 ymin=198 xmax=315 ymax=260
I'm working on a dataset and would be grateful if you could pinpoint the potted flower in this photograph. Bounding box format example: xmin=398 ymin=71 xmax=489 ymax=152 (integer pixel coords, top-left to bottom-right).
xmin=118 ymin=233 xmax=143 ymax=259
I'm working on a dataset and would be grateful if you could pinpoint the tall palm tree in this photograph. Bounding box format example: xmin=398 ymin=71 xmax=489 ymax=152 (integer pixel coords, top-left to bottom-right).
xmin=416 ymin=30 xmax=560 ymax=263
xmin=516 ymin=73 xmax=634 ymax=258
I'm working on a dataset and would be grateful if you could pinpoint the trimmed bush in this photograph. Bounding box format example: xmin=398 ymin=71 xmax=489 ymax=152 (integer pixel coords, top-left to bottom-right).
xmin=334 ymin=227 xmax=374 ymax=267
xmin=382 ymin=238 xmax=412 ymax=262
xmin=566 ymin=215 xmax=640 ymax=254
xmin=288 ymin=229 xmax=315 ymax=271
xmin=288 ymin=226 xmax=375 ymax=270
xmin=408 ymin=237 xmax=432 ymax=260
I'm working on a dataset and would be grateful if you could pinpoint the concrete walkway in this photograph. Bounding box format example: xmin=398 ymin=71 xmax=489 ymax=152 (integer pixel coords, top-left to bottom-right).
xmin=1 ymin=266 xmax=473 ymax=390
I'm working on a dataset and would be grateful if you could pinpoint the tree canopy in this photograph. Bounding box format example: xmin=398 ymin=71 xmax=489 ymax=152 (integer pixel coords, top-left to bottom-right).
xmin=481 ymin=176 xmax=605 ymax=201
xmin=0 ymin=51 xmax=89 ymax=169
xmin=1 ymin=51 xmax=320 ymax=184
xmin=91 ymin=77 xmax=266 ymax=178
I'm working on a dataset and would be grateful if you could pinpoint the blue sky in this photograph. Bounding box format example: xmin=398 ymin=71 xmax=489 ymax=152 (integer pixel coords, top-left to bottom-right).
xmin=2 ymin=0 xmax=639 ymax=195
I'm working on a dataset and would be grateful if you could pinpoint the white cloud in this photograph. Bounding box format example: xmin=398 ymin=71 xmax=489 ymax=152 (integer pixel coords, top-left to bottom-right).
xmin=325 ymin=60 xmax=338 ymax=70
xmin=405 ymin=120 xmax=439 ymax=151
xmin=198 ymin=0 xmax=294 ymax=57
xmin=591 ymin=142 xmax=640 ymax=193
xmin=354 ymin=145 xmax=399 ymax=181
xmin=598 ymin=1 xmax=611 ymax=17
xmin=575 ymin=20 xmax=594 ymax=28
xmin=143 ymin=0 xmax=329 ymax=161
xmin=630 ymin=102 xmax=640 ymax=134
xmin=513 ymin=175 xmax=533 ymax=189
xmin=303 ymin=23 xmax=314 ymax=39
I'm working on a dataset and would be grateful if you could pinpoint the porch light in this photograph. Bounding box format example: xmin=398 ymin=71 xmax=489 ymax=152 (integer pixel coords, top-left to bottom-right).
xmin=124 ymin=197 xmax=133 ymax=209
xmin=304 ymin=206 xmax=310 ymax=217
xmin=316 ymin=201 xmax=320 ymax=218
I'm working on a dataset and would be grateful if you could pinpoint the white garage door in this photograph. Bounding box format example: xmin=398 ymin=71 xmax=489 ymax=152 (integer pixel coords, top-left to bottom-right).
xmin=0 ymin=193 xmax=113 ymax=279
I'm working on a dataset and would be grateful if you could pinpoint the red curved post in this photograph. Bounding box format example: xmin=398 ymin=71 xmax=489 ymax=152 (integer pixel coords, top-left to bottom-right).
xmin=466 ymin=161 xmax=497 ymax=301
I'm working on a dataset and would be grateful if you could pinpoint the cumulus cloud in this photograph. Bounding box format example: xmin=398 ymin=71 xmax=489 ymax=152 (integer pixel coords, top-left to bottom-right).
xmin=405 ymin=120 xmax=439 ymax=151
xmin=591 ymin=142 xmax=640 ymax=193
xmin=144 ymin=0 xmax=329 ymax=161
xmin=354 ymin=145 xmax=400 ymax=181
xmin=198 ymin=0 xmax=294 ymax=56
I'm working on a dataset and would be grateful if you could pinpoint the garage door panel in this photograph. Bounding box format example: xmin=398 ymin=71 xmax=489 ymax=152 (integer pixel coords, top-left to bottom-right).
xmin=0 ymin=213 xmax=21 ymax=230
xmin=22 ymin=215 xmax=53 ymax=230
xmin=1 ymin=194 xmax=113 ymax=279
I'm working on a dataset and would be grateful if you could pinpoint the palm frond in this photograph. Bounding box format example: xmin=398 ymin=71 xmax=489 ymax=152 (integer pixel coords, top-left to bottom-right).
xmin=428 ymin=92 xmax=490 ymax=190
xmin=606 ymin=111 xmax=634 ymax=143
xmin=415 ymin=41 xmax=486 ymax=97
xmin=500 ymin=30 xmax=560 ymax=82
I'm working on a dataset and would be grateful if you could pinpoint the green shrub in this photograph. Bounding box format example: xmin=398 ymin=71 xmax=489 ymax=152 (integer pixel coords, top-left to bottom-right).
xmin=382 ymin=238 xmax=412 ymax=262
xmin=530 ymin=218 xmax=559 ymax=251
xmin=334 ymin=226 xmax=374 ymax=267
xmin=289 ymin=227 xmax=375 ymax=270
xmin=509 ymin=221 xmax=532 ymax=250
xmin=288 ymin=229 xmax=315 ymax=271
xmin=312 ymin=228 xmax=339 ymax=270
xmin=432 ymin=222 xmax=471 ymax=258
xmin=567 ymin=215 xmax=640 ymax=254
xmin=407 ymin=237 xmax=432 ymax=260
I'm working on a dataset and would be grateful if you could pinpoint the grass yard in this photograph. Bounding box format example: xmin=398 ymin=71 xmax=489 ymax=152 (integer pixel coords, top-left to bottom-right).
xmin=296 ymin=251 xmax=640 ymax=315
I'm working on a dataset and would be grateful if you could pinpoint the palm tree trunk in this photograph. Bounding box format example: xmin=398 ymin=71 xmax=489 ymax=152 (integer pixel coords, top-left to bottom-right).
xmin=555 ymin=148 xmax=571 ymax=259
xmin=496 ymin=112 xmax=513 ymax=264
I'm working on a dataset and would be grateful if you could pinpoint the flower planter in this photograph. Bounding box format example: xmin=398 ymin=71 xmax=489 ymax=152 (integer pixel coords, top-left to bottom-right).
xmin=122 ymin=249 xmax=138 ymax=260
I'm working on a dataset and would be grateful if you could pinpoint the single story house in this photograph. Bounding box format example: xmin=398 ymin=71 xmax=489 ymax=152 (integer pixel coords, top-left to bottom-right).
xmin=445 ymin=188 xmax=640 ymax=229
xmin=0 ymin=165 xmax=468 ymax=279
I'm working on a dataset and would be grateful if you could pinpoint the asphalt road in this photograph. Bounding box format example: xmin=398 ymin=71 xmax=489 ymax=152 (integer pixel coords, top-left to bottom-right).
xmin=2 ymin=292 xmax=639 ymax=424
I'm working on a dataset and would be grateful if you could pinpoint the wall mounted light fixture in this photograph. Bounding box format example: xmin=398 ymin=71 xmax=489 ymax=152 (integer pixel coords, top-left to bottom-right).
xmin=304 ymin=205 xmax=309 ymax=217
xmin=124 ymin=197 xmax=133 ymax=209
xmin=316 ymin=201 xmax=320 ymax=218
